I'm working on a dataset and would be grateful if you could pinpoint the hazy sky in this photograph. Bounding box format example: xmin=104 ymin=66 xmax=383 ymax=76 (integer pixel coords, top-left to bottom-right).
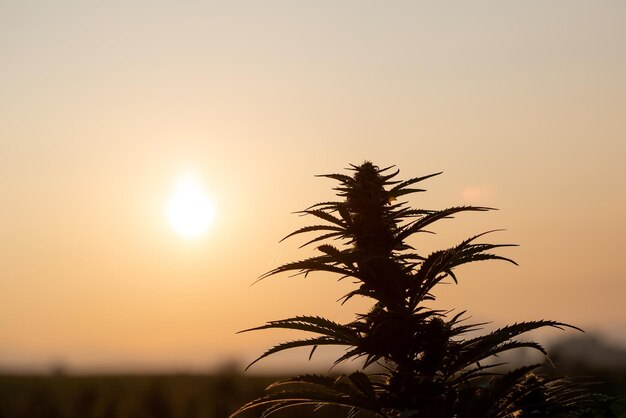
xmin=1 ymin=1 xmax=625 ymax=373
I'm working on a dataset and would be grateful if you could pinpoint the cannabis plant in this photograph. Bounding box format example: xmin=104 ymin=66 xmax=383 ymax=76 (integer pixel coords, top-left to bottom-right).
xmin=232 ymin=162 xmax=613 ymax=418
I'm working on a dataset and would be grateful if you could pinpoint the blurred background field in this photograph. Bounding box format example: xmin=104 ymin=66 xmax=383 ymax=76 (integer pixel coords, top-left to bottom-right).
xmin=1 ymin=334 xmax=625 ymax=418
xmin=0 ymin=371 xmax=623 ymax=418
xmin=0 ymin=372 xmax=356 ymax=418
xmin=0 ymin=372 xmax=263 ymax=418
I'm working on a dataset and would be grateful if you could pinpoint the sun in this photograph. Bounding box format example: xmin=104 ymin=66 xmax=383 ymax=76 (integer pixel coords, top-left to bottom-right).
xmin=167 ymin=173 xmax=215 ymax=238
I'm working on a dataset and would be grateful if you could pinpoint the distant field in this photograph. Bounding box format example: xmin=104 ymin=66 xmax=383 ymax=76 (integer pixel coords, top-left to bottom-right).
xmin=1 ymin=372 xmax=624 ymax=418
xmin=0 ymin=373 xmax=351 ymax=418
xmin=0 ymin=373 xmax=272 ymax=418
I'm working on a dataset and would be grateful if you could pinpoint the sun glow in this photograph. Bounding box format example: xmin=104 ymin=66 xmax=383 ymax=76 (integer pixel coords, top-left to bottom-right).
xmin=167 ymin=174 xmax=215 ymax=238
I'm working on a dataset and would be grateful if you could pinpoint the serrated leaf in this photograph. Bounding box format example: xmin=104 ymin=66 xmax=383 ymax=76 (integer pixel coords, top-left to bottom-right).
xmin=280 ymin=224 xmax=346 ymax=242
xmin=245 ymin=337 xmax=350 ymax=370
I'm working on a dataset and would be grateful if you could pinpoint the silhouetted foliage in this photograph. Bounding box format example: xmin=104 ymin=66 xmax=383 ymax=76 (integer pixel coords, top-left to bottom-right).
xmin=233 ymin=162 xmax=617 ymax=417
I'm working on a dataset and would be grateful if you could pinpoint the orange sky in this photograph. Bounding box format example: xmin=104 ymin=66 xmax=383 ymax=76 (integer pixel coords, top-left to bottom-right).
xmin=1 ymin=1 xmax=625 ymax=373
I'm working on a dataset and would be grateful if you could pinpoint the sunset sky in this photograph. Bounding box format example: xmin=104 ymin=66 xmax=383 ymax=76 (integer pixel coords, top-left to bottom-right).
xmin=1 ymin=1 xmax=625 ymax=373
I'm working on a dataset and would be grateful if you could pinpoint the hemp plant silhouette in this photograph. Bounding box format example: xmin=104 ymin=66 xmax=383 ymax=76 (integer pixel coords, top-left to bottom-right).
xmin=232 ymin=162 xmax=613 ymax=418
